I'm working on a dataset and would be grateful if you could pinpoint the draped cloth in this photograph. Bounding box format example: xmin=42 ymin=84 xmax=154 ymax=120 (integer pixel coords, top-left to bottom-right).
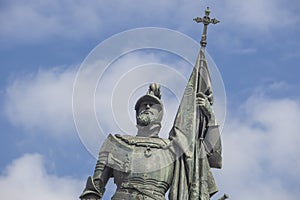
xmin=169 ymin=48 xmax=222 ymax=200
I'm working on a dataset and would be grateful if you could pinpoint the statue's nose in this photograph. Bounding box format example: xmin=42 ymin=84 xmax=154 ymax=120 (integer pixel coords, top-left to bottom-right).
xmin=146 ymin=104 xmax=151 ymax=109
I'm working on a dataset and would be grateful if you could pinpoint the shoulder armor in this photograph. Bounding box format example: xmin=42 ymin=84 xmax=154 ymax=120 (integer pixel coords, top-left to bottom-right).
xmin=99 ymin=134 xmax=133 ymax=173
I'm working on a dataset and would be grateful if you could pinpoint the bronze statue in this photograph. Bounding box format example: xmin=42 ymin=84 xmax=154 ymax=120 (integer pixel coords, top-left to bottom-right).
xmin=80 ymin=8 xmax=225 ymax=200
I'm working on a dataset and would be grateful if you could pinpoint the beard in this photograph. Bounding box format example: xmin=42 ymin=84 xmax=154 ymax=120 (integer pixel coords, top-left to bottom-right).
xmin=136 ymin=113 xmax=152 ymax=126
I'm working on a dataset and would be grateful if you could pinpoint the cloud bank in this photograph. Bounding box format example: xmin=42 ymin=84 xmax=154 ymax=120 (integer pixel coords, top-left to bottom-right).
xmin=4 ymin=67 xmax=76 ymax=137
xmin=0 ymin=154 xmax=83 ymax=200
xmin=1 ymin=0 xmax=297 ymax=44
xmin=219 ymin=0 xmax=297 ymax=32
xmin=215 ymin=91 xmax=300 ymax=200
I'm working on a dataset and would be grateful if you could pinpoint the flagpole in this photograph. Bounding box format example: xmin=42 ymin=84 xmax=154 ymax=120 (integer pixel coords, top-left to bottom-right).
xmin=194 ymin=7 xmax=220 ymax=199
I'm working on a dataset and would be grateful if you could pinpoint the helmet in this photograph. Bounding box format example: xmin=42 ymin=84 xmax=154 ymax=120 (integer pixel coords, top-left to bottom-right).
xmin=135 ymin=83 xmax=163 ymax=124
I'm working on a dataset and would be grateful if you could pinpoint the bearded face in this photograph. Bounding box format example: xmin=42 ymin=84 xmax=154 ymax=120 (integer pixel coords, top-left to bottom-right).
xmin=136 ymin=101 xmax=161 ymax=127
xmin=136 ymin=111 xmax=152 ymax=126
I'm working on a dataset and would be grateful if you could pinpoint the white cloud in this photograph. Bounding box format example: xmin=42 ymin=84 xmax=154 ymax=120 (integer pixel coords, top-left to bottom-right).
xmin=0 ymin=0 xmax=101 ymax=43
xmin=4 ymin=67 xmax=77 ymax=137
xmin=0 ymin=0 xmax=176 ymax=44
xmin=1 ymin=0 xmax=297 ymax=45
xmin=0 ymin=154 xmax=83 ymax=200
xmin=214 ymin=90 xmax=300 ymax=200
xmin=218 ymin=0 xmax=298 ymax=33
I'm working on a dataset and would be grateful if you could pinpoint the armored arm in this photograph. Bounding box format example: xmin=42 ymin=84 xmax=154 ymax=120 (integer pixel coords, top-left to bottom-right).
xmin=80 ymin=152 xmax=112 ymax=200
xmin=196 ymin=92 xmax=222 ymax=169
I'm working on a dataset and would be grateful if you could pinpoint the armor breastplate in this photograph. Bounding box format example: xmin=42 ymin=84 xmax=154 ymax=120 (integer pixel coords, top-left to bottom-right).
xmin=100 ymin=134 xmax=175 ymax=173
xmin=100 ymin=134 xmax=175 ymax=199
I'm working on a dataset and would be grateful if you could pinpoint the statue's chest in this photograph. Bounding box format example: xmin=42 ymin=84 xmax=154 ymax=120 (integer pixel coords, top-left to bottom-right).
xmin=103 ymin=134 xmax=174 ymax=174
xmin=112 ymin=145 xmax=175 ymax=188
xmin=129 ymin=145 xmax=174 ymax=173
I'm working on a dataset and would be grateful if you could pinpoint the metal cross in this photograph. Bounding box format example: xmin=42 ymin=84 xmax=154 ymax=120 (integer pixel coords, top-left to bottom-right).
xmin=193 ymin=7 xmax=220 ymax=48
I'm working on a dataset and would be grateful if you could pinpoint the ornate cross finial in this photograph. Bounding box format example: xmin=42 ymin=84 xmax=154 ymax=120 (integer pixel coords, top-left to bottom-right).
xmin=193 ymin=7 xmax=220 ymax=48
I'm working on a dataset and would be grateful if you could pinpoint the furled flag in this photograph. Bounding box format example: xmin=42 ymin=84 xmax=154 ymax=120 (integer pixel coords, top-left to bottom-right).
xmin=169 ymin=47 xmax=222 ymax=200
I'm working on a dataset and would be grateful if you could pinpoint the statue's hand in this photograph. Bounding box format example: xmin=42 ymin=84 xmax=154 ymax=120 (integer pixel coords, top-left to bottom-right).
xmin=196 ymin=92 xmax=212 ymax=118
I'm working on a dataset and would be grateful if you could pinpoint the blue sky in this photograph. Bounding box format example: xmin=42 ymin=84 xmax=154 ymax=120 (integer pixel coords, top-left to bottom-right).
xmin=1 ymin=0 xmax=300 ymax=199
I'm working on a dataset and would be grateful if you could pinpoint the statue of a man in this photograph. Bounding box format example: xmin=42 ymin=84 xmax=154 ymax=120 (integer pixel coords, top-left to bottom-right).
xmin=79 ymin=7 xmax=225 ymax=199
xmin=79 ymin=7 xmax=224 ymax=200
xmin=80 ymin=81 xmax=221 ymax=199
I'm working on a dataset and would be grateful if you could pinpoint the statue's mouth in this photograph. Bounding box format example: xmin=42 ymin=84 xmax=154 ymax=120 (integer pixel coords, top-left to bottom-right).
xmin=141 ymin=111 xmax=153 ymax=115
